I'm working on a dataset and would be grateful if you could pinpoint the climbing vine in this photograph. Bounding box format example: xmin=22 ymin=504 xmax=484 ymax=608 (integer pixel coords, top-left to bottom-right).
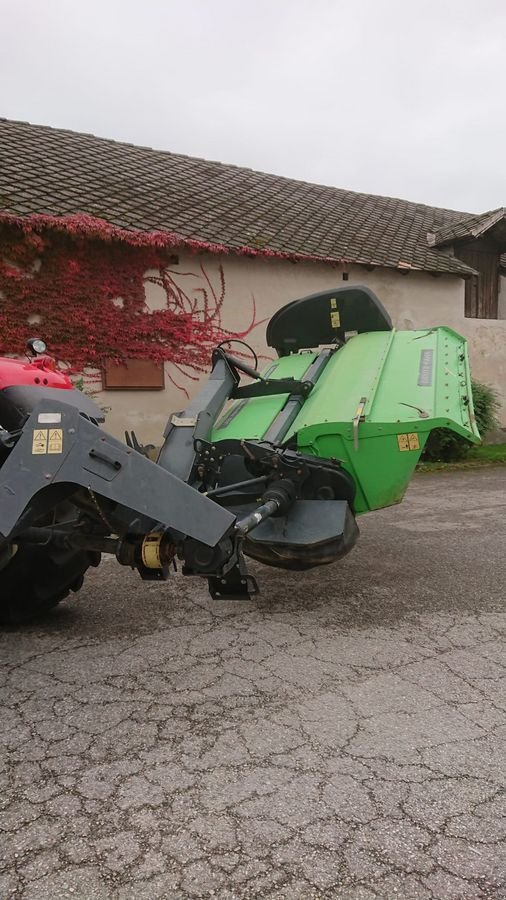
xmin=0 ymin=220 xmax=263 ymax=385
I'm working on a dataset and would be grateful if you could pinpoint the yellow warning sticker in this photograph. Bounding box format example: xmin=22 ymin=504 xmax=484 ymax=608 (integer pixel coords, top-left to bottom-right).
xmin=330 ymin=310 xmax=341 ymax=328
xmin=397 ymin=433 xmax=420 ymax=451
xmin=32 ymin=428 xmax=64 ymax=454
xmin=32 ymin=429 xmax=48 ymax=454
xmin=330 ymin=297 xmax=337 ymax=309
xmin=48 ymin=429 xmax=63 ymax=454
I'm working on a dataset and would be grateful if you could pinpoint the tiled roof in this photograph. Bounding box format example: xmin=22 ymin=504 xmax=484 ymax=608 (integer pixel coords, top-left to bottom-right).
xmin=428 ymin=207 xmax=506 ymax=248
xmin=0 ymin=117 xmax=497 ymax=277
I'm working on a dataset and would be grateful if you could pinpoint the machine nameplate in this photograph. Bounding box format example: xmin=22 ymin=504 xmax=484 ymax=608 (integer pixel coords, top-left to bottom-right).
xmin=418 ymin=349 xmax=433 ymax=386
xmin=38 ymin=412 xmax=62 ymax=424
xmin=170 ymin=415 xmax=197 ymax=427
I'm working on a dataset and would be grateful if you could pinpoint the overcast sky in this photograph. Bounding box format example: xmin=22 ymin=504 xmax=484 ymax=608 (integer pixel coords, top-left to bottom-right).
xmin=1 ymin=0 xmax=505 ymax=213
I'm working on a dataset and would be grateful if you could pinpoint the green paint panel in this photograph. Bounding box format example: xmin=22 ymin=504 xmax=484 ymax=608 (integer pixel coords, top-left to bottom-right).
xmin=212 ymin=353 xmax=317 ymax=441
xmin=212 ymin=328 xmax=480 ymax=515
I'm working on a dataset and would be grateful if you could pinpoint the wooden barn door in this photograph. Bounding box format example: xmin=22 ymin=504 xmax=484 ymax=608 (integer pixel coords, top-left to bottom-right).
xmin=457 ymin=245 xmax=499 ymax=318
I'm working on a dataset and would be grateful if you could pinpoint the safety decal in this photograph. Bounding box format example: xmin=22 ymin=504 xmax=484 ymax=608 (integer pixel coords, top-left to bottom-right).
xmin=32 ymin=429 xmax=48 ymax=455
xmin=32 ymin=428 xmax=64 ymax=455
xmin=48 ymin=429 xmax=64 ymax=454
xmin=330 ymin=310 xmax=341 ymax=328
xmin=397 ymin=432 xmax=420 ymax=451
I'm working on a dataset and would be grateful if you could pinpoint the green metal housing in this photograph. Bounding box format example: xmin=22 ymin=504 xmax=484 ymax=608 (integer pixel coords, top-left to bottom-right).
xmin=212 ymin=327 xmax=480 ymax=515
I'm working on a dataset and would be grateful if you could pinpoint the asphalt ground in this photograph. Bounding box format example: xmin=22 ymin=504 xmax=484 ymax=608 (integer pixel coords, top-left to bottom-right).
xmin=1 ymin=468 xmax=506 ymax=899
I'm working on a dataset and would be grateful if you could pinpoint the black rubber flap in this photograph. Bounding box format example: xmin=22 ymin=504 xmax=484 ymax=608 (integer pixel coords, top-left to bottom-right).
xmin=242 ymin=500 xmax=359 ymax=570
xmin=266 ymin=285 xmax=392 ymax=356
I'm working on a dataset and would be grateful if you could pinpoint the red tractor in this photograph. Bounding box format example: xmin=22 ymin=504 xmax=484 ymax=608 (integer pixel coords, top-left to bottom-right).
xmin=0 ymin=339 xmax=105 ymax=621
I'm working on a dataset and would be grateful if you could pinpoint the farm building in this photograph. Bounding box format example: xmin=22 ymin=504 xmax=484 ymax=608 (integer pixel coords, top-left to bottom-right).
xmin=0 ymin=117 xmax=505 ymax=441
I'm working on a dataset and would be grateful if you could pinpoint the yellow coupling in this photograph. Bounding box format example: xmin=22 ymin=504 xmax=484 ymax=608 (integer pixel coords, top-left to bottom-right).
xmin=140 ymin=533 xmax=176 ymax=569
xmin=141 ymin=533 xmax=164 ymax=569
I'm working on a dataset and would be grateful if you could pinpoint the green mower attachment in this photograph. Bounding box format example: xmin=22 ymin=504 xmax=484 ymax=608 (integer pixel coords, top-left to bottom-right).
xmin=212 ymin=323 xmax=479 ymax=514
xmin=205 ymin=285 xmax=479 ymax=576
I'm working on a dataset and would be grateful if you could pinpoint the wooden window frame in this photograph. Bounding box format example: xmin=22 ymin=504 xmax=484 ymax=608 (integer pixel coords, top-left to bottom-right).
xmin=102 ymin=358 xmax=165 ymax=391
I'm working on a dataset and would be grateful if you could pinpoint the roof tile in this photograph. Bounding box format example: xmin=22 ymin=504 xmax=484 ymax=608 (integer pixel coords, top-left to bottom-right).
xmin=0 ymin=117 xmax=497 ymax=276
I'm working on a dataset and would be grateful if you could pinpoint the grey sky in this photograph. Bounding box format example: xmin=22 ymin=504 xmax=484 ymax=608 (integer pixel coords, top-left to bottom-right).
xmin=1 ymin=0 xmax=505 ymax=213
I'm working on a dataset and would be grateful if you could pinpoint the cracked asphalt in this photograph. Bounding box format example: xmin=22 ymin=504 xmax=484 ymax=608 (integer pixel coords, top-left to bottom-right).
xmin=1 ymin=468 xmax=506 ymax=899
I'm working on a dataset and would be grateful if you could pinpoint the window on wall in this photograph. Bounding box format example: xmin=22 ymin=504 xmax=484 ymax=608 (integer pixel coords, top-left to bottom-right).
xmin=457 ymin=246 xmax=500 ymax=319
xmin=102 ymin=358 xmax=165 ymax=390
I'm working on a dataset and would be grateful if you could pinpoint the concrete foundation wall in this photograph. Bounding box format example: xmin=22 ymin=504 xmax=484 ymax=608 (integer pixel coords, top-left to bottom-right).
xmin=91 ymin=252 xmax=506 ymax=441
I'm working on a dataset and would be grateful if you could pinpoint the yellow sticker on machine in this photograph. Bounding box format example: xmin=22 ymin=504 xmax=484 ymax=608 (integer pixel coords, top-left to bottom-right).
xmin=397 ymin=433 xmax=420 ymax=451
xmin=48 ymin=429 xmax=63 ymax=454
xmin=32 ymin=429 xmax=48 ymax=454
xmin=330 ymin=310 xmax=341 ymax=328
xmin=32 ymin=428 xmax=64 ymax=454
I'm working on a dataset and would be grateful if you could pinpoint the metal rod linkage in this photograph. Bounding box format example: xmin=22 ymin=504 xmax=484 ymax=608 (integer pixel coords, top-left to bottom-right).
xmin=235 ymin=500 xmax=280 ymax=536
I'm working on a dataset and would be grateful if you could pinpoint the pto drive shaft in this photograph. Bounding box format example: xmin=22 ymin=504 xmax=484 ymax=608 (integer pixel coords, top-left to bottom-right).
xmin=235 ymin=479 xmax=296 ymax=537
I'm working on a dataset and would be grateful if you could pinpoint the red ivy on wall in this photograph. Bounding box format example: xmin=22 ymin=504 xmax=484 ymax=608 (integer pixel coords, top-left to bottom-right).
xmin=0 ymin=222 xmax=262 ymax=386
xmin=0 ymin=211 xmax=344 ymax=266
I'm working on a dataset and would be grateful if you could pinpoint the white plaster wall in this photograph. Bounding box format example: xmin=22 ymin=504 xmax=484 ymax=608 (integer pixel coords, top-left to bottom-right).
xmin=95 ymin=252 xmax=506 ymax=441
